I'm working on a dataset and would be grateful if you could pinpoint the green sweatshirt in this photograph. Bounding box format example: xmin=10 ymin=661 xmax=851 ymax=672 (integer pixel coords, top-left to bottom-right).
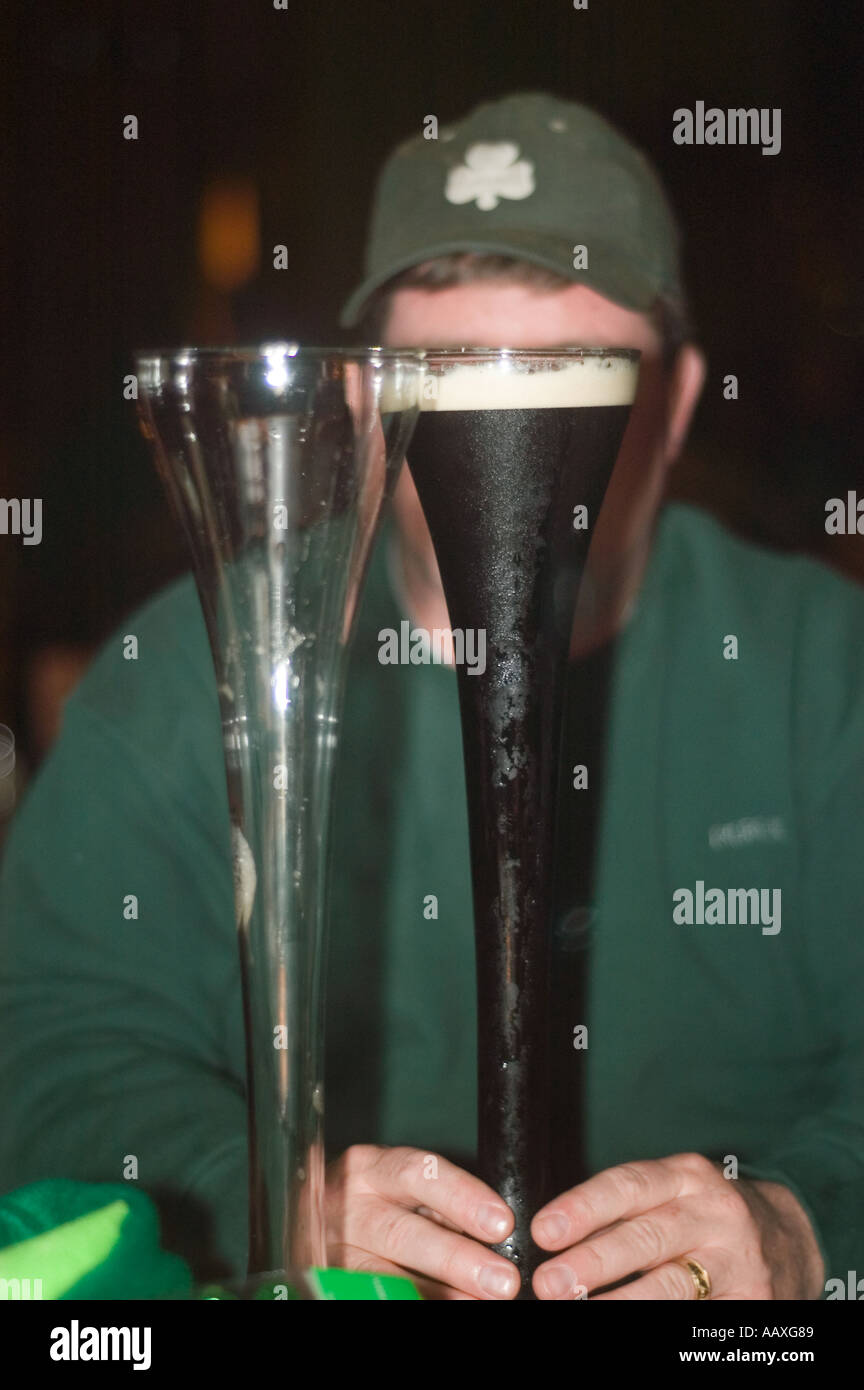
xmin=1 ymin=501 xmax=863 ymax=1291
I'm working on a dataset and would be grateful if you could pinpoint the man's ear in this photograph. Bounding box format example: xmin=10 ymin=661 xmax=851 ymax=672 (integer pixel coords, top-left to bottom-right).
xmin=665 ymin=343 xmax=706 ymax=462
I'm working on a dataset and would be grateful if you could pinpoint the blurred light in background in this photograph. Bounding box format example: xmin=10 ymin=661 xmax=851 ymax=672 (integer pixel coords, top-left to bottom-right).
xmin=197 ymin=177 xmax=260 ymax=292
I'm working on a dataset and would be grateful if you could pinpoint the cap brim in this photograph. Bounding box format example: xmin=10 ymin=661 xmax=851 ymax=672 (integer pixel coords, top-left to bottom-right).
xmin=339 ymin=231 xmax=660 ymax=329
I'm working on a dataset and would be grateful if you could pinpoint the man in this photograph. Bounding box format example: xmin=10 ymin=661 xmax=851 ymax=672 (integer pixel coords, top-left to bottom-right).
xmin=1 ymin=93 xmax=861 ymax=1300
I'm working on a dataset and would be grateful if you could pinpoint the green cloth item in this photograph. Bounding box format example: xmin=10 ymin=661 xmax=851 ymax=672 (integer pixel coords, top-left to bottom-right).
xmin=1 ymin=501 xmax=863 ymax=1294
xmin=339 ymin=91 xmax=685 ymax=327
xmin=0 ymin=1180 xmax=419 ymax=1299
xmin=0 ymin=1180 xmax=191 ymax=1299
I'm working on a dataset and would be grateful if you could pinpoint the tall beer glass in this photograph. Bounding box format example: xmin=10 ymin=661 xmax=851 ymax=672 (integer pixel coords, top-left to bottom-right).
xmin=407 ymin=348 xmax=639 ymax=1295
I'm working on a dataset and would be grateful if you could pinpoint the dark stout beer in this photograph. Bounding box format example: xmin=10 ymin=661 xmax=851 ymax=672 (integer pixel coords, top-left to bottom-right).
xmin=407 ymin=353 xmax=638 ymax=1296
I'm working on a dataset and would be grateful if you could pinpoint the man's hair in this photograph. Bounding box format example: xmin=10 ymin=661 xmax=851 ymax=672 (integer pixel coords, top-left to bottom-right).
xmin=358 ymin=253 xmax=693 ymax=369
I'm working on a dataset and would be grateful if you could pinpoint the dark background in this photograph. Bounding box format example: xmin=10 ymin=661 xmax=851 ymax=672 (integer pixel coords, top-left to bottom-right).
xmin=0 ymin=0 xmax=862 ymax=779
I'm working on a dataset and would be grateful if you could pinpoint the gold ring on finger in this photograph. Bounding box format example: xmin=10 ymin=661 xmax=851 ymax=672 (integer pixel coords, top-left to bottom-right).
xmin=677 ymin=1256 xmax=712 ymax=1300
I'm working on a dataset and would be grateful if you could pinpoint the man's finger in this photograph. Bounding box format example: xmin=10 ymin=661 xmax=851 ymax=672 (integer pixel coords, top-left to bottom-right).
xmin=343 ymin=1194 xmax=520 ymax=1300
xmin=532 ymin=1155 xmax=708 ymax=1249
xmin=365 ymin=1146 xmax=514 ymax=1244
xmin=589 ymin=1261 xmax=703 ymax=1301
xmin=533 ymin=1197 xmax=702 ymax=1298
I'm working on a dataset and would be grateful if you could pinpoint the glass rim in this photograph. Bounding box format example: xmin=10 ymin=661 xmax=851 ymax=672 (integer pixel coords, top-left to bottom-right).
xmin=133 ymin=344 xmax=640 ymax=364
xmin=408 ymin=346 xmax=641 ymax=361
xmin=133 ymin=343 xmax=424 ymax=365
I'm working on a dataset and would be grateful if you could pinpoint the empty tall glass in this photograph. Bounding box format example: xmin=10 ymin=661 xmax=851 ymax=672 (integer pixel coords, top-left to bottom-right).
xmin=136 ymin=345 xmax=421 ymax=1279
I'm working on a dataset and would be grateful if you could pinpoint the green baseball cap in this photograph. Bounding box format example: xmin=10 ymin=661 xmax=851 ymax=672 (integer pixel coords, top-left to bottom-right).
xmin=340 ymin=91 xmax=685 ymax=329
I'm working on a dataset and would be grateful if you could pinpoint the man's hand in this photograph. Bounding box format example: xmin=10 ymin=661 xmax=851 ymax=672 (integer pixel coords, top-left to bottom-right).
xmin=326 ymin=1145 xmax=521 ymax=1299
xmin=531 ymin=1153 xmax=825 ymax=1300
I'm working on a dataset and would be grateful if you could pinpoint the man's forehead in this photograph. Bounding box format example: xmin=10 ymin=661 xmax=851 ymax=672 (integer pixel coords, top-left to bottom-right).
xmin=383 ymin=281 xmax=659 ymax=352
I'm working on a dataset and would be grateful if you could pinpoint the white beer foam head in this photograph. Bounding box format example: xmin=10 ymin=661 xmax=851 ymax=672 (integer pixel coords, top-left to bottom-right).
xmin=419 ymin=354 xmax=638 ymax=410
xmin=377 ymin=366 xmax=422 ymax=412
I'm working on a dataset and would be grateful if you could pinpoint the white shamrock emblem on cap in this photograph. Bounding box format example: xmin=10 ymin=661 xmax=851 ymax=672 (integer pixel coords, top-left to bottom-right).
xmin=445 ymin=141 xmax=535 ymax=211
